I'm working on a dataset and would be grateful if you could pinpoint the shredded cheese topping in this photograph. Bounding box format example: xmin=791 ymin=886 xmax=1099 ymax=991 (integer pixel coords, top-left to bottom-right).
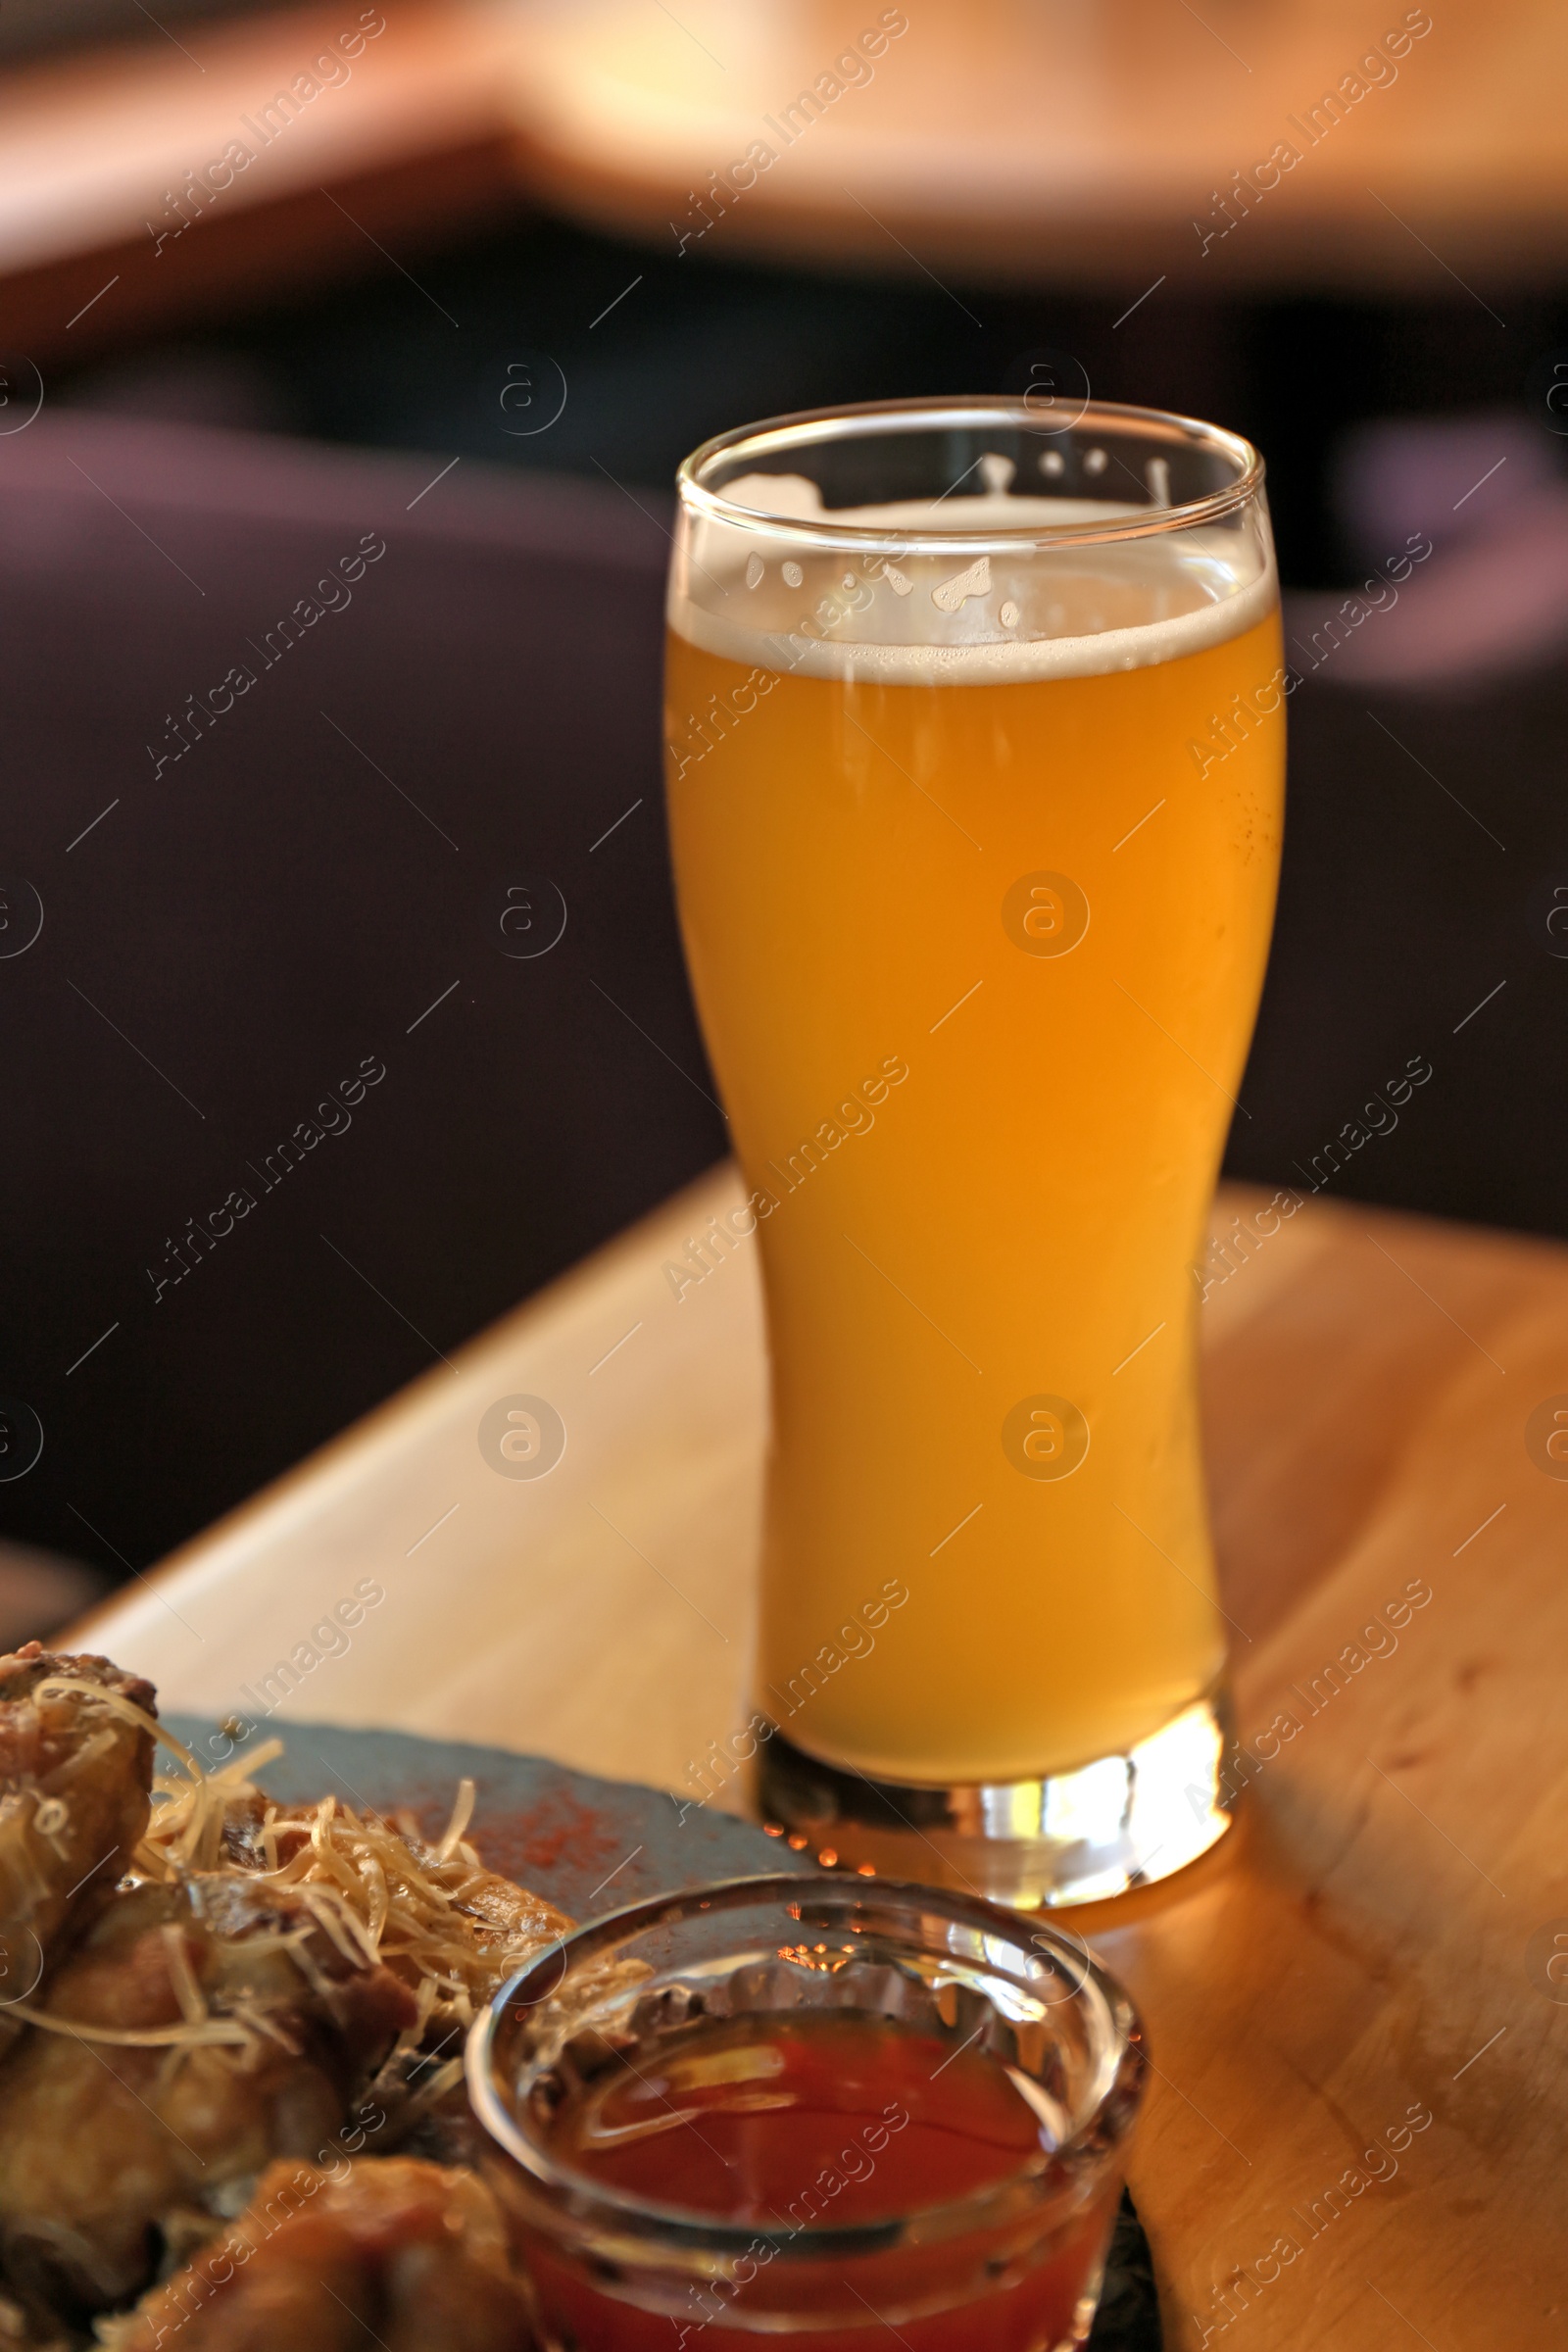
xmin=26 ymin=1681 xmax=564 ymax=2070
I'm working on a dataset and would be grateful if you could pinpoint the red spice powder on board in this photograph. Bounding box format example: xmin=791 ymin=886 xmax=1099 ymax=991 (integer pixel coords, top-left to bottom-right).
xmin=400 ymin=1781 xmax=629 ymax=1903
xmin=474 ymin=1789 xmax=626 ymax=1887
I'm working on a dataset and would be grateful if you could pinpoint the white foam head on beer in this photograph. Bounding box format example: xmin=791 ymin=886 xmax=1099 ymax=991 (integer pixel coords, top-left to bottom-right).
xmin=670 ymin=471 xmax=1277 ymax=685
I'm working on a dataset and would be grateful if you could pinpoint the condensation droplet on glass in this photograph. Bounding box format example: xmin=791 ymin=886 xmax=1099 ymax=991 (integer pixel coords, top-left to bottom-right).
xmin=1000 ymin=600 xmax=1020 ymax=628
xmin=841 ymin=573 xmax=857 ymax=588
xmin=979 ymin=453 xmax=1015 ymax=495
xmin=782 ymin=560 xmax=804 ymax=587
xmin=1084 ymin=447 xmax=1108 ymax=475
xmin=1040 ymin=449 xmax=1065 ymax=478
xmin=745 ymin=553 xmax=764 ymax=588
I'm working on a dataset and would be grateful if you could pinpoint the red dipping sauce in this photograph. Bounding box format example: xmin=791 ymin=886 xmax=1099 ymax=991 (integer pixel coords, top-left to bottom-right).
xmin=468 ymin=1877 xmax=1145 ymax=2352
xmin=530 ymin=2011 xmax=1117 ymax=2351
xmin=564 ymin=2010 xmax=1039 ymax=2219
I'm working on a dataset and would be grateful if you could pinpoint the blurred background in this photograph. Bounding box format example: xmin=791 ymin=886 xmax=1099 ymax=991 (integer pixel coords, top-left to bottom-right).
xmin=1 ymin=0 xmax=1565 ymax=1624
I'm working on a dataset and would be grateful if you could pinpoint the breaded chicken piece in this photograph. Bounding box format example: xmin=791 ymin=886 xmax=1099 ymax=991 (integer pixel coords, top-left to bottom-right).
xmin=104 ymin=2159 xmax=530 ymax=2351
xmin=0 ymin=1874 xmax=416 ymax=2320
xmin=0 ymin=1660 xmax=572 ymax=2342
xmin=0 ymin=1646 xmax=157 ymax=2015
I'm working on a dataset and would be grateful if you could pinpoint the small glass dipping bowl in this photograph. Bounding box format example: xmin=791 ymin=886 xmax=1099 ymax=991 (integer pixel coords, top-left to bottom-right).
xmin=466 ymin=1874 xmax=1146 ymax=2351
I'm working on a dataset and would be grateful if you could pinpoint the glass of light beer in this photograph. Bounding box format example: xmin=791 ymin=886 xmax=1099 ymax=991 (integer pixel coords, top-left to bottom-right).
xmin=664 ymin=399 xmax=1284 ymax=1908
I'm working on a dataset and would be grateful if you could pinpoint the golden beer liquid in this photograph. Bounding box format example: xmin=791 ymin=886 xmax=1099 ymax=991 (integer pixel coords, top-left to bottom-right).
xmin=666 ymin=519 xmax=1284 ymax=1786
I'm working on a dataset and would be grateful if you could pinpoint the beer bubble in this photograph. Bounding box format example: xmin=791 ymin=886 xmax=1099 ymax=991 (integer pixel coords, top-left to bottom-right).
xmin=1000 ymin=601 xmax=1020 ymax=628
xmin=1525 ymin=1395 xmax=1568 ymax=1479
xmin=1002 ymin=1396 xmax=1090 ymax=1481
xmin=782 ymin=561 xmax=804 ymax=587
xmin=0 ymin=879 xmax=43 ymax=958
xmin=1002 ymin=870 xmax=1090 ymax=957
xmin=0 ymin=1400 xmax=43 ymax=1483
xmin=478 ymin=1394 xmax=566 ymax=1480
xmin=494 ymin=877 xmax=567 ymax=960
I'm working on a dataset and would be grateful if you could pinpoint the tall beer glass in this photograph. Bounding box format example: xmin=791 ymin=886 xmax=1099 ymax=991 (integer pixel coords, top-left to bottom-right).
xmin=665 ymin=400 xmax=1284 ymax=1907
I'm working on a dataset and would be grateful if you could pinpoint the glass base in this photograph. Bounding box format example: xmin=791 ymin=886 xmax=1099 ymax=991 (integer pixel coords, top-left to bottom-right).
xmin=755 ymin=1685 xmax=1236 ymax=1910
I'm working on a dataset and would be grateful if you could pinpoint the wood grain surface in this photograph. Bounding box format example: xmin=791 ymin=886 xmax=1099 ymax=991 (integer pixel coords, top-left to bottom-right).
xmin=79 ymin=1164 xmax=1568 ymax=2348
xmin=506 ymin=0 xmax=1568 ymax=291
xmin=0 ymin=1 xmax=525 ymax=360
xmin=3 ymin=0 xmax=1561 ymax=361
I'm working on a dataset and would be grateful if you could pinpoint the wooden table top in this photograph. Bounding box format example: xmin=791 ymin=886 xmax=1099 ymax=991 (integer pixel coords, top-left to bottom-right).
xmin=508 ymin=0 xmax=1568 ymax=292
xmin=0 ymin=0 xmax=526 ymax=362
xmin=5 ymin=0 xmax=1561 ymax=364
xmin=81 ymin=1162 xmax=1568 ymax=2345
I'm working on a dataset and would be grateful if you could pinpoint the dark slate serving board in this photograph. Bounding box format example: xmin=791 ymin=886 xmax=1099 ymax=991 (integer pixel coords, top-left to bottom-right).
xmin=164 ymin=1716 xmax=1160 ymax=2346
xmin=164 ymin=1713 xmax=805 ymax=1924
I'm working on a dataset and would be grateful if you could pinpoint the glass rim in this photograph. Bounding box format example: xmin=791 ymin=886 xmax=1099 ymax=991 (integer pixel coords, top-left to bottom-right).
xmin=675 ymin=395 xmax=1265 ymax=558
xmin=466 ymin=1871 xmax=1145 ymax=2260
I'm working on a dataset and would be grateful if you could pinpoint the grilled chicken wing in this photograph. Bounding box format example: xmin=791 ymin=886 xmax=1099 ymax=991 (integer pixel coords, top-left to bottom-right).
xmin=105 ymin=2159 xmax=530 ymax=2351
xmin=0 ymin=1874 xmax=416 ymax=2320
xmin=0 ymin=1646 xmax=157 ymax=2014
